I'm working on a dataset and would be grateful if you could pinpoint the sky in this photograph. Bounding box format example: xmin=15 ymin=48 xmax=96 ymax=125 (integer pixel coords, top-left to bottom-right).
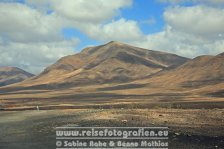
xmin=0 ymin=0 xmax=224 ymax=74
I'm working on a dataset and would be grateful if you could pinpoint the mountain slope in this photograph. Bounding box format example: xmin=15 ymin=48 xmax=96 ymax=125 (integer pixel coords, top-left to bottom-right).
xmin=15 ymin=41 xmax=189 ymax=89
xmin=0 ymin=67 xmax=34 ymax=87
xmin=145 ymin=53 xmax=224 ymax=88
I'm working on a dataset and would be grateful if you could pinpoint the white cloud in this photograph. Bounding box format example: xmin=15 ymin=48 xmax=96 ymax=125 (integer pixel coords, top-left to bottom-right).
xmin=0 ymin=2 xmax=80 ymax=74
xmin=0 ymin=39 xmax=79 ymax=74
xmin=133 ymin=5 xmax=224 ymax=58
xmin=25 ymin=0 xmax=137 ymax=43
xmin=0 ymin=3 xmax=65 ymax=43
xmin=164 ymin=5 xmax=224 ymax=39
xmin=134 ymin=27 xmax=223 ymax=57
xmin=26 ymin=0 xmax=132 ymax=23
xmin=77 ymin=18 xmax=144 ymax=42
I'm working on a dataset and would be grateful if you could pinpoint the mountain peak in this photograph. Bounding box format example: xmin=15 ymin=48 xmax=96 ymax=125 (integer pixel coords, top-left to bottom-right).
xmin=81 ymin=41 xmax=128 ymax=55
xmin=106 ymin=41 xmax=125 ymax=46
xmin=0 ymin=66 xmax=34 ymax=87
xmin=0 ymin=66 xmax=25 ymax=72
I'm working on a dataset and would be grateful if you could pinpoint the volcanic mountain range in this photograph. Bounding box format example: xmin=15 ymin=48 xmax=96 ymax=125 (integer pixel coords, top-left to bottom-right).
xmin=0 ymin=41 xmax=223 ymax=107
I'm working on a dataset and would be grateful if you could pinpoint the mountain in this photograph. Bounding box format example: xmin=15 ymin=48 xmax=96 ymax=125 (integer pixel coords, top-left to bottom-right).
xmin=145 ymin=53 xmax=224 ymax=88
xmin=17 ymin=41 xmax=189 ymax=89
xmin=0 ymin=41 xmax=223 ymax=106
xmin=0 ymin=67 xmax=34 ymax=87
xmin=95 ymin=52 xmax=224 ymax=99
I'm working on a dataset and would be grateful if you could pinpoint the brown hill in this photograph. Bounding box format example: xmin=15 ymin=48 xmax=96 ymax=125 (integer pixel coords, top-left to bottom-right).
xmin=94 ymin=52 xmax=224 ymax=99
xmin=0 ymin=67 xmax=34 ymax=87
xmin=15 ymin=41 xmax=189 ymax=89
xmin=144 ymin=53 xmax=224 ymax=88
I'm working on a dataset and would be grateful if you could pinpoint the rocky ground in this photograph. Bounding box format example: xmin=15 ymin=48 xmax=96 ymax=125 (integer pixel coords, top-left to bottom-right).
xmin=0 ymin=108 xmax=223 ymax=149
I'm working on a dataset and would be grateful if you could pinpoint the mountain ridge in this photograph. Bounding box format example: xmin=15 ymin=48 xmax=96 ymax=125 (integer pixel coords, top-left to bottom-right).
xmin=17 ymin=41 xmax=189 ymax=89
xmin=0 ymin=41 xmax=223 ymax=103
xmin=139 ymin=53 xmax=224 ymax=89
xmin=0 ymin=67 xmax=34 ymax=87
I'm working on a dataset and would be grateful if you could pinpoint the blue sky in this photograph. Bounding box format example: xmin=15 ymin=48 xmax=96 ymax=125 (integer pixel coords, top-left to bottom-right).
xmin=110 ymin=0 xmax=165 ymax=34
xmin=0 ymin=0 xmax=224 ymax=73
xmin=62 ymin=0 xmax=167 ymax=50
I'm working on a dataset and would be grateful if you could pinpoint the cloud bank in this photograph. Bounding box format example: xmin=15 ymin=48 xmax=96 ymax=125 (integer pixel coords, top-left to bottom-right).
xmin=133 ymin=4 xmax=224 ymax=57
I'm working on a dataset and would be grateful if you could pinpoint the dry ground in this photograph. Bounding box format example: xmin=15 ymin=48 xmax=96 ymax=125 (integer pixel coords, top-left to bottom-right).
xmin=0 ymin=108 xmax=223 ymax=149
